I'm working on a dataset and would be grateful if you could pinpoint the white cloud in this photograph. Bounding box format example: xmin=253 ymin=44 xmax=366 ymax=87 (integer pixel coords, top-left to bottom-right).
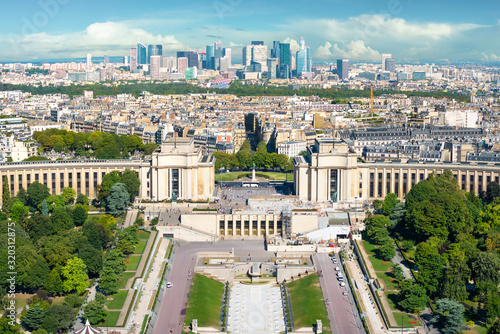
xmin=482 ymin=53 xmax=500 ymax=62
xmin=283 ymin=37 xmax=300 ymax=53
xmin=314 ymin=40 xmax=380 ymax=62
xmin=314 ymin=42 xmax=333 ymax=60
xmin=1 ymin=22 xmax=186 ymax=60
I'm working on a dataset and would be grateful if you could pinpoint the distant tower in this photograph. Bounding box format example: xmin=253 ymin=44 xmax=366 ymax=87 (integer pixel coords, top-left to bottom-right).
xmin=381 ymin=53 xmax=391 ymax=71
xmin=104 ymin=54 xmax=109 ymax=65
xmin=336 ymin=59 xmax=349 ymax=80
xmin=86 ymin=53 xmax=92 ymax=67
xmin=177 ymin=57 xmax=188 ymax=74
xmin=147 ymin=45 xmax=163 ymax=64
xmin=150 ymin=56 xmax=161 ymax=80
xmin=137 ymin=43 xmax=147 ymax=65
xmin=278 ymin=43 xmax=291 ymax=79
xmin=385 ymin=58 xmax=396 ymax=72
xmin=296 ymin=36 xmax=311 ymax=77
xmin=129 ymin=47 xmax=138 ymax=71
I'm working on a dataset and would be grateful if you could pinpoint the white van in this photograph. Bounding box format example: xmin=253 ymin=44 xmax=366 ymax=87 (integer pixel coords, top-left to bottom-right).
xmin=340 ymin=282 xmax=345 ymax=287
xmin=335 ymin=266 xmax=340 ymax=271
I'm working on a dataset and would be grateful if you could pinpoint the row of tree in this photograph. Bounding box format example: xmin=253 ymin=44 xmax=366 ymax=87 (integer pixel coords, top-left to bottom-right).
xmin=214 ymin=140 xmax=294 ymax=171
xmin=374 ymin=171 xmax=500 ymax=332
xmin=33 ymin=128 xmax=157 ymax=159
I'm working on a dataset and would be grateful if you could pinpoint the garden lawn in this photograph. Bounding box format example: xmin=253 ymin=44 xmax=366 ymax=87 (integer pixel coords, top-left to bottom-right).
xmin=137 ymin=230 xmax=151 ymax=240
xmin=393 ymin=312 xmax=420 ymax=328
xmin=133 ymin=240 xmax=147 ymax=254
xmin=463 ymin=326 xmax=488 ymax=334
xmin=384 ymin=292 xmax=399 ymax=311
xmin=106 ymin=311 xmax=121 ymax=327
xmin=377 ymin=272 xmax=399 ymax=291
xmin=125 ymin=255 xmax=141 ymax=271
xmin=288 ymin=274 xmax=331 ymax=333
xmin=118 ymin=272 xmax=136 ymax=289
xmin=105 ymin=290 xmax=129 ymax=310
xmin=362 ymin=240 xmax=378 ymax=255
xmin=183 ymin=274 xmax=224 ymax=329
xmin=369 ymin=255 xmax=392 ymax=272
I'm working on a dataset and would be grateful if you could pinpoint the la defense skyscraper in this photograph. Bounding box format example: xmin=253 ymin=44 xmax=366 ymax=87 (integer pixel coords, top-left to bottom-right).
xmin=296 ymin=36 xmax=311 ymax=77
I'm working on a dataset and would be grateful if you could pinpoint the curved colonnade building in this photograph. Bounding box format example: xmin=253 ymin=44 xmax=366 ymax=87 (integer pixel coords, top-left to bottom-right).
xmin=0 ymin=137 xmax=498 ymax=207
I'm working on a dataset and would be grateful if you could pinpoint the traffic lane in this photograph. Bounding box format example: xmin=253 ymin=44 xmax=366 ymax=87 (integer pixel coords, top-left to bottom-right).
xmin=153 ymin=241 xmax=268 ymax=334
xmin=315 ymin=253 xmax=360 ymax=334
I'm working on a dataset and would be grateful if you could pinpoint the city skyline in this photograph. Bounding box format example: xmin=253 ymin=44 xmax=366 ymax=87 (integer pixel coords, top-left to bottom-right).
xmin=0 ymin=0 xmax=499 ymax=63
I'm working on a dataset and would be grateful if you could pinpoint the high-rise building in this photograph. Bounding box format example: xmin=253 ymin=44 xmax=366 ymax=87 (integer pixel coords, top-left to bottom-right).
xmin=137 ymin=43 xmax=147 ymax=65
xmin=148 ymin=45 xmax=162 ymax=64
xmin=267 ymin=58 xmax=277 ymax=79
xmin=162 ymin=56 xmax=177 ymax=71
xmin=177 ymin=51 xmax=199 ymax=68
xmin=381 ymin=53 xmax=391 ymax=71
xmin=150 ymin=55 xmax=161 ymax=80
xmin=385 ymin=58 xmax=396 ymax=72
xmin=278 ymin=43 xmax=291 ymax=79
xmin=177 ymin=57 xmax=188 ymax=74
xmin=129 ymin=47 xmax=138 ymax=71
xmin=104 ymin=54 xmax=109 ymax=65
xmin=206 ymin=45 xmax=215 ymax=70
xmin=251 ymin=41 xmax=264 ymax=46
xmin=252 ymin=45 xmax=268 ymax=68
xmin=337 ymin=59 xmax=349 ymax=80
xmin=296 ymin=36 xmax=311 ymax=77
xmin=86 ymin=53 xmax=92 ymax=67
xmin=185 ymin=67 xmax=198 ymax=80
xmin=271 ymin=41 xmax=280 ymax=60
xmin=242 ymin=46 xmax=252 ymax=66
xmin=124 ymin=56 xmax=128 ymax=66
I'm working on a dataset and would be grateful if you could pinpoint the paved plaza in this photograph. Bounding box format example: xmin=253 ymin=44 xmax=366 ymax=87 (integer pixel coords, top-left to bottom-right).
xmin=227 ymin=283 xmax=285 ymax=334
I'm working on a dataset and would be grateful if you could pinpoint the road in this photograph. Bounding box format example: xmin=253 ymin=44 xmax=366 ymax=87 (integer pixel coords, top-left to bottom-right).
xmin=314 ymin=253 xmax=365 ymax=334
xmin=150 ymin=240 xmax=269 ymax=334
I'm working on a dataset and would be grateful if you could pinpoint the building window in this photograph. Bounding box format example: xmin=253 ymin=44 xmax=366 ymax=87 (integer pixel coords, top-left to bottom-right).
xmin=27 ymin=174 xmax=31 ymax=188
xmin=470 ymin=175 xmax=474 ymax=192
xmin=68 ymin=172 xmax=72 ymax=188
xmin=10 ymin=175 xmax=14 ymax=193
xmin=94 ymin=172 xmax=98 ymax=189
xmin=43 ymin=173 xmax=47 ymax=186
xmin=85 ymin=172 xmax=90 ymax=196
xmin=52 ymin=173 xmax=56 ymax=194
xmin=77 ymin=172 xmax=81 ymax=194
xmin=60 ymin=173 xmax=64 ymax=191
xmin=369 ymin=172 xmax=374 ymax=198
xmin=420 ymin=173 xmax=424 ymax=181
xmin=172 ymin=169 xmax=179 ymax=197
xmin=330 ymin=169 xmax=338 ymax=201
xmin=35 ymin=174 xmax=39 ymax=182
xmin=386 ymin=172 xmax=391 ymax=195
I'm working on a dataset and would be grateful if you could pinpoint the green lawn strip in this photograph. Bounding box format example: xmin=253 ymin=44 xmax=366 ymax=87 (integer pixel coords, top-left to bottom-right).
xmin=183 ymin=274 xmax=224 ymax=329
xmin=362 ymin=240 xmax=378 ymax=255
xmin=463 ymin=326 xmax=488 ymax=334
xmin=118 ymin=272 xmax=136 ymax=289
xmin=133 ymin=240 xmax=147 ymax=254
xmin=377 ymin=272 xmax=398 ymax=291
xmin=137 ymin=230 xmax=151 ymax=240
xmin=393 ymin=312 xmax=420 ymax=328
xmin=368 ymin=255 xmax=392 ymax=272
xmin=105 ymin=290 xmax=129 ymax=310
xmin=288 ymin=274 xmax=331 ymax=333
xmin=105 ymin=311 xmax=121 ymax=327
xmin=384 ymin=292 xmax=400 ymax=311
xmin=125 ymin=255 xmax=141 ymax=271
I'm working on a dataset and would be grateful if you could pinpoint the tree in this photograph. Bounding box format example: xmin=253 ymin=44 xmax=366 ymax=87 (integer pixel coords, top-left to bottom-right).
xmin=106 ymin=183 xmax=130 ymax=215
xmin=415 ymin=239 xmax=444 ymax=296
xmin=41 ymin=199 xmax=48 ymax=216
xmin=76 ymin=193 xmax=89 ymax=206
xmin=78 ymin=243 xmax=103 ymax=277
xmin=390 ymin=263 xmax=404 ymax=281
xmin=99 ymin=266 xmax=120 ymax=295
xmin=9 ymin=200 xmax=29 ymax=223
xmin=61 ymin=257 xmax=88 ymax=295
xmin=22 ymin=304 xmax=45 ymax=331
xmin=72 ymin=204 xmax=88 ymax=226
xmin=82 ymin=220 xmax=111 ymax=250
xmin=432 ymin=298 xmax=465 ymax=334
xmin=472 ymin=252 xmax=500 ymax=287
xmin=2 ymin=175 xmax=11 ymax=213
xmin=16 ymin=187 xmax=27 ymax=206
xmin=16 ymin=244 xmax=50 ymax=290
xmin=382 ymin=193 xmax=399 ymax=216
xmin=121 ymin=169 xmax=140 ymax=201
xmin=373 ymin=199 xmax=383 ymax=210
xmin=61 ymin=187 xmax=76 ymax=204
xmin=0 ymin=318 xmax=20 ymax=334
xmin=442 ymin=246 xmax=469 ymax=302
xmin=84 ymin=297 xmax=107 ymax=325
xmin=51 ymin=207 xmax=74 ymax=232
xmin=486 ymin=182 xmax=500 ymax=204
xmin=116 ymin=239 xmax=134 ymax=254
xmin=488 ymin=319 xmax=500 ymax=334
xmin=398 ymin=279 xmax=428 ymax=314
xmin=389 ymin=202 xmax=406 ymax=228
xmin=378 ymin=240 xmax=396 ymax=261
xmin=27 ymin=182 xmax=50 ymax=212
xmin=44 ymin=268 xmax=63 ymax=296
xmin=40 ymin=304 xmax=74 ymax=334
xmin=63 ymin=294 xmax=82 ymax=308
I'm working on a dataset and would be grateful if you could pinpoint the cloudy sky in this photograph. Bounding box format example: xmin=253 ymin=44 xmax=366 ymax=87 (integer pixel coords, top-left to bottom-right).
xmin=1 ymin=0 xmax=499 ymax=63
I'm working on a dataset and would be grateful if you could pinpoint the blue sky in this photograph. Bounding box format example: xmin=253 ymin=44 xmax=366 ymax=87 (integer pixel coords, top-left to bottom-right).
xmin=1 ymin=0 xmax=499 ymax=62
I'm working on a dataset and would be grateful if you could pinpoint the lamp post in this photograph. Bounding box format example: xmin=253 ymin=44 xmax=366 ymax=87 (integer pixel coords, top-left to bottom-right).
xmin=152 ymin=195 xmax=156 ymax=221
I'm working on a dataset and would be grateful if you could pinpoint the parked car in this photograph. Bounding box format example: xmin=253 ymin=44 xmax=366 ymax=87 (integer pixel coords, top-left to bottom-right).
xmin=166 ymin=282 xmax=173 ymax=288
xmin=342 ymin=290 xmax=348 ymax=295
xmin=340 ymin=282 xmax=345 ymax=287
